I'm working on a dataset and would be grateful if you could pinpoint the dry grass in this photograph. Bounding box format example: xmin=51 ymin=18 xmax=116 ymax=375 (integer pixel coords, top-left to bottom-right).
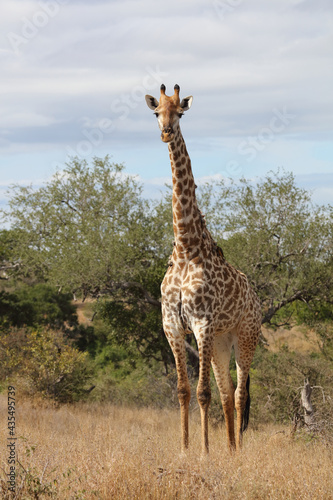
xmin=262 ymin=325 xmax=321 ymax=353
xmin=1 ymin=395 xmax=332 ymax=499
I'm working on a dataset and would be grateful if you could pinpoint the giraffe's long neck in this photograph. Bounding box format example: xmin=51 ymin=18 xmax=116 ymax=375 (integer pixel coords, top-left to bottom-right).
xmin=168 ymin=125 xmax=202 ymax=255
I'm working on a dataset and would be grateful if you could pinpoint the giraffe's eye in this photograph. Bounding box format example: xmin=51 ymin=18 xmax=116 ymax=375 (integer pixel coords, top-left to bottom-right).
xmin=178 ymin=113 xmax=183 ymax=119
xmin=154 ymin=112 xmax=159 ymax=117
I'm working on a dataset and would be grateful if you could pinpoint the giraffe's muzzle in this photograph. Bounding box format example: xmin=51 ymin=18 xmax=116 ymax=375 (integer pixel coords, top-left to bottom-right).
xmin=161 ymin=127 xmax=174 ymax=143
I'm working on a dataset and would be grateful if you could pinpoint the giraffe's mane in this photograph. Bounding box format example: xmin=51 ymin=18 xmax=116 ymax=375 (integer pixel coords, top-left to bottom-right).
xmin=198 ymin=208 xmax=225 ymax=261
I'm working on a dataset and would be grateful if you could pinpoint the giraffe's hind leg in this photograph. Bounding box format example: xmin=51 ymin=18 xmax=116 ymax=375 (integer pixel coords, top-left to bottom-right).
xmin=211 ymin=333 xmax=236 ymax=451
xmin=234 ymin=326 xmax=260 ymax=450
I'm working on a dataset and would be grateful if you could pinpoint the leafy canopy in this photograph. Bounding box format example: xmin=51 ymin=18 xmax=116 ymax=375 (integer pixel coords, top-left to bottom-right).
xmin=1 ymin=156 xmax=172 ymax=299
xmin=198 ymin=169 xmax=333 ymax=326
xmin=2 ymin=160 xmax=333 ymax=365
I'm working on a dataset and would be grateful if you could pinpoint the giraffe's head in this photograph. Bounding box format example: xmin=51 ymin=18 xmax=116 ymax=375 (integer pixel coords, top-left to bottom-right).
xmin=145 ymin=84 xmax=193 ymax=143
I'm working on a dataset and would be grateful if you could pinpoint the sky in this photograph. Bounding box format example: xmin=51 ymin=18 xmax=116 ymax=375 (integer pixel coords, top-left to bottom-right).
xmin=1 ymin=0 xmax=333 ymax=213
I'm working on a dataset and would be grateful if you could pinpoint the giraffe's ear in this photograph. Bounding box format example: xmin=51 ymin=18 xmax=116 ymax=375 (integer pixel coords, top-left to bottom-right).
xmin=180 ymin=96 xmax=193 ymax=112
xmin=145 ymin=95 xmax=159 ymax=110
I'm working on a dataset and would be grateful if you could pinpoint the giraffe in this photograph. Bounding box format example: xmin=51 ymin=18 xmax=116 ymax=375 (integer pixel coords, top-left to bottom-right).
xmin=145 ymin=84 xmax=262 ymax=454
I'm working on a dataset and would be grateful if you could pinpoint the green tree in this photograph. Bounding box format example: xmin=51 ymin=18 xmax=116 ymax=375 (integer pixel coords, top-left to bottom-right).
xmin=95 ymin=194 xmax=175 ymax=370
xmin=1 ymin=157 xmax=152 ymax=294
xmin=3 ymin=163 xmax=333 ymax=367
xmin=0 ymin=283 xmax=77 ymax=330
xmin=199 ymin=170 xmax=333 ymax=326
xmin=0 ymin=229 xmax=22 ymax=280
xmin=1 ymin=157 xmax=173 ymax=364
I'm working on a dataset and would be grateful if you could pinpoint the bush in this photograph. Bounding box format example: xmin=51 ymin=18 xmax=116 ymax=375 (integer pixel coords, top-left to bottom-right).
xmin=250 ymin=345 xmax=333 ymax=431
xmin=1 ymin=327 xmax=92 ymax=402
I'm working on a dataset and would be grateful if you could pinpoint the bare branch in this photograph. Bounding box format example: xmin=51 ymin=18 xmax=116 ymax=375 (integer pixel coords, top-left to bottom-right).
xmin=61 ymin=199 xmax=78 ymax=212
xmin=262 ymin=290 xmax=304 ymax=324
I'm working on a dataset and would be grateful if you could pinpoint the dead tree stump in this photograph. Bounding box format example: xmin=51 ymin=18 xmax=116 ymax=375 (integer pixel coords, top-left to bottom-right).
xmin=301 ymin=379 xmax=316 ymax=430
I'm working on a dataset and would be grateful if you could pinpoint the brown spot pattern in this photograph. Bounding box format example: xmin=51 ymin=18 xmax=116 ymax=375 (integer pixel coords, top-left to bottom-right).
xmin=147 ymin=85 xmax=261 ymax=454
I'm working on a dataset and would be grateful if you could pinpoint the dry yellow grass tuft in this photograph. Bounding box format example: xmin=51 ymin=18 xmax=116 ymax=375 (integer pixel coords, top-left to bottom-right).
xmin=1 ymin=395 xmax=332 ymax=499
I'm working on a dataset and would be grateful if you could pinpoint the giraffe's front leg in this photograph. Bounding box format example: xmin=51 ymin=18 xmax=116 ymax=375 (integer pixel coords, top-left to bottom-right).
xmin=164 ymin=327 xmax=191 ymax=452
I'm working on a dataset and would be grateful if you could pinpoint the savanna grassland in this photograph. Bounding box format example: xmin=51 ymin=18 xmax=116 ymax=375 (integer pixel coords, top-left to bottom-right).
xmin=1 ymin=164 xmax=333 ymax=499
xmin=1 ymin=396 xmax=332 ymax=500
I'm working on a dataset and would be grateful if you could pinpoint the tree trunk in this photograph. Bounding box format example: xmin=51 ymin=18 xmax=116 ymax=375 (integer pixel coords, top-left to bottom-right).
xmin=184 ymin=340 xmax=199 ymax=377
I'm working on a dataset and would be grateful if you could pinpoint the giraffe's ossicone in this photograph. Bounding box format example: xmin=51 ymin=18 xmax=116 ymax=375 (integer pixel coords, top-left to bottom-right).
xmin=145 ymin=84 xmax=262 ymax=453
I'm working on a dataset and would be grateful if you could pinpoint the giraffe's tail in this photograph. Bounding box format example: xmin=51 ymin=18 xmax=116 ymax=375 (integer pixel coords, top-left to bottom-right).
xmin=242 ymin=375 xmax=251 ymax=433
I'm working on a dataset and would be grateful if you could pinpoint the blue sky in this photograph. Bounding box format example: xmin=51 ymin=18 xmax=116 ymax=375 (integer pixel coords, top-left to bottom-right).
xmin=1 ymin=0 xmax=332 ymax=212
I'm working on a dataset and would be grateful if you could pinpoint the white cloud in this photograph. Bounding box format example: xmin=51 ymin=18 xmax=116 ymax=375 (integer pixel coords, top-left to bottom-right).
xmin=196 ymin=174 xmax=224 ymax=185
xmin=0 ymin=0 xmax=332 ymax=208
xmin=0 ymin=112 xmax=58 ymax=128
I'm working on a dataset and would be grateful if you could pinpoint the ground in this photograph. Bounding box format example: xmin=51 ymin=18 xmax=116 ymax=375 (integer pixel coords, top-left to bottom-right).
xmin=0 ymin=396 xmax=332 ymax=499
